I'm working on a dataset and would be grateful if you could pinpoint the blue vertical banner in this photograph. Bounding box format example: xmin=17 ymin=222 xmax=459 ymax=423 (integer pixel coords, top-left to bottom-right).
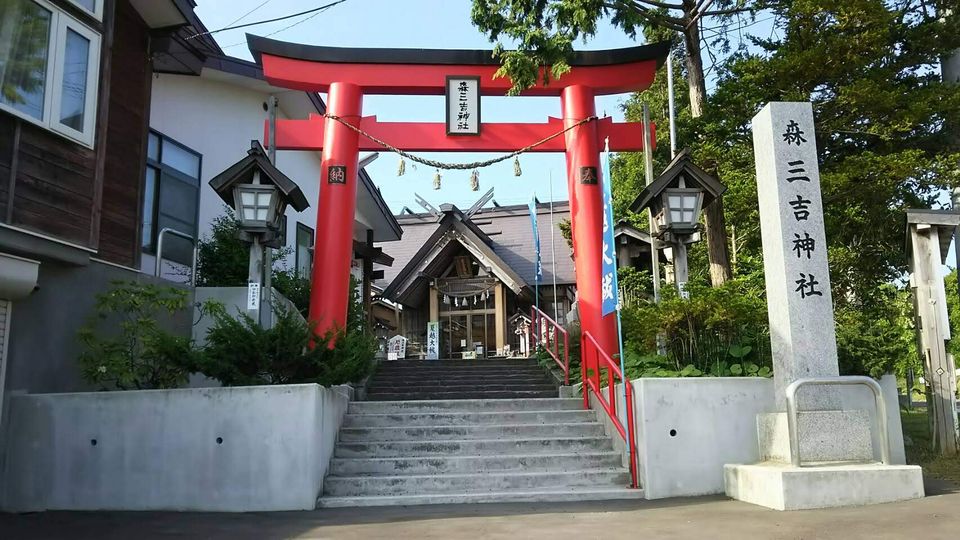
xmin=600 ymin=144 xmax=619 ymax=316
xmin=528 ymin=195 xmax=543 ymax=284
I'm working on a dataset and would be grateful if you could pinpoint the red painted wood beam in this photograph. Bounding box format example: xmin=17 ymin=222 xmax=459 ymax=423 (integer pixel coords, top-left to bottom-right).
xmin=261 ymin=55 xmax=659 ymax=96
xmin=268 ymin=116 xmax=656 ymax=153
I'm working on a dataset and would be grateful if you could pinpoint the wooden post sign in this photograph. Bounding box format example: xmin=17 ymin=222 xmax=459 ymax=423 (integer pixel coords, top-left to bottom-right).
xmin=446 ymin=76 xmax=480 ymax=135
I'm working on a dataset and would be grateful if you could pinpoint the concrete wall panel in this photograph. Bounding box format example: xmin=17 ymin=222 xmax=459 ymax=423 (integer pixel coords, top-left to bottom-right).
xmin=1 ymin=384 xmax=350 ymax=512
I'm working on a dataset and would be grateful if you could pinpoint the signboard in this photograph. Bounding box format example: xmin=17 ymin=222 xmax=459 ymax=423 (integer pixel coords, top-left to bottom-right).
xmin=426 ymin=321 xmax=440 ymax=360
xmin=579 ymin=166 xmax=598 ymax=185
xmin=247 ymin=282 xmax=261 ymax=311
xmin=387 ymin=335 xmax=407 ymax=359
xmin=446 ymin=76 xmax=480 ymax=135
xmin=328 ymin=165 xmax=346 ymax=184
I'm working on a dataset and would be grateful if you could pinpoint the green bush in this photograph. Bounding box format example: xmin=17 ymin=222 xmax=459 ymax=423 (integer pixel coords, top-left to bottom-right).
xmin=78 ymin=281 xmax=195 ymax=390
xmin=196 ymin=209 xmax=311 ymax=315
xmin=192 ymin=278 xmax=375 ymax=387
xmin=620 ymin=279 xmax=772 ymax=379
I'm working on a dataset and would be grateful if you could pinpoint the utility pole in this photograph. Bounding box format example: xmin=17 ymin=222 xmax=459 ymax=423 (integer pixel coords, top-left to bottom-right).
xmin=262 ymin=95 xmax=278 ymax=328
xmin=642 ymin=104 xmax=661 ymax=304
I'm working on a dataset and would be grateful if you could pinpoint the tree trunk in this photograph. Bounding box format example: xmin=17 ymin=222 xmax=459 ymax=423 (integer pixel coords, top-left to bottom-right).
xmin=682 ymin=2 xmax=732 ymax=285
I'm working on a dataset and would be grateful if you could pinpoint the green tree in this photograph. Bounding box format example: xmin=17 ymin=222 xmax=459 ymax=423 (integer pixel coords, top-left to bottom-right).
xmin=195 ymin=209 xmax=311 ymax=315
xmin=77 ymin=281 xmax=196 ymax=390
xmin=470 ymin=0 xmax=769 ymax=285
xmin=698 ymin=0 xmax=960 ymax=306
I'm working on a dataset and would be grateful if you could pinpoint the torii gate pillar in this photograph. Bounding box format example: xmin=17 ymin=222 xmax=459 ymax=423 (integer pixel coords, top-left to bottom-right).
xmin=309 ymin=82 xmax=363 ymax=332
xmin=562 ymin=85 xmax=617 ymax=355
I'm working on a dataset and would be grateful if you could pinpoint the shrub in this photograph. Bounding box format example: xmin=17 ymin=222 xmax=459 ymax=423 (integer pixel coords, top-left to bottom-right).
xmin=77 ymin=281 xmax=195 ymax=390
xmin=620 ymin=279 xmax=772 ymax=378
xmin=193 ymin=278 xmax=375 ymax=387
xmin=196 ymin=209 xmax=311 ymax=315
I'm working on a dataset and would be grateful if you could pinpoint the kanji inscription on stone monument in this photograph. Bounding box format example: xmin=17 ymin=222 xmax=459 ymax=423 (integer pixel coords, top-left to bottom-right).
xmin=753 ymin=102 xmax=839 ymax=410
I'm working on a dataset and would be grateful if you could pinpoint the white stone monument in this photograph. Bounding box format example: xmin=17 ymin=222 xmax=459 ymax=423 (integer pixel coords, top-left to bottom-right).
xmin=387 ymin=335 xmax=407 ymax=361
xmin=724 ymin=102 xmax=923 ymax=510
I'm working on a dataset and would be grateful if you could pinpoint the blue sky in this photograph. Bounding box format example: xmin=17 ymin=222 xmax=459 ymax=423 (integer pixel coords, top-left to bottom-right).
xmin=195 ymin=0 xmax=656 ymax=212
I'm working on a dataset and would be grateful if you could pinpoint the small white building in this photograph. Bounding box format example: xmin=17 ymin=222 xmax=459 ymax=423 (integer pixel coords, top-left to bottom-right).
xmin=144 ymin=52 xmax=401 ymax=281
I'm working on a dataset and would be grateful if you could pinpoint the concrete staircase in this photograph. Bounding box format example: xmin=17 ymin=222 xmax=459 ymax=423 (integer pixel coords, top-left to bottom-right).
xmin=318 ymin=360 xmax=642 ymax=507
xmin=364 ymin=359 xmax=558 ymax=400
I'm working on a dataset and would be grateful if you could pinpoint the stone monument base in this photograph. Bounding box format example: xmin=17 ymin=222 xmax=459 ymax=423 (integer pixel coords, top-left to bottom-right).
xmin=759 ymin=410 xmax=873 ymax=463
xmin=724 ymin=462 xmax=924 ymax=511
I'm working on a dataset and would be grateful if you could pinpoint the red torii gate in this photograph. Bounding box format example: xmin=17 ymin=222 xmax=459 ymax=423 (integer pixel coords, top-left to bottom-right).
xmin=248 ymin=35 xmax=668 ymax=358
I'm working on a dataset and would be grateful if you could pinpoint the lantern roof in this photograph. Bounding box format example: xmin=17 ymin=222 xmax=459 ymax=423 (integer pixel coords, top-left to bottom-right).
xmin=628 ymin=149 xmax=727 ymax=214
xmin=208 ymin=141 xmax=310 ymax=212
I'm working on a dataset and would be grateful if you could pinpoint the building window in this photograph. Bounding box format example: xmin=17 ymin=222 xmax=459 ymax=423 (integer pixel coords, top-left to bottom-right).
xmin=141 ymin=130 xmax=201 ymax=266
xmin=296 ymin=222 xmax=314 ymax=278
xmin=67 ymin=0 xmax=103 ymax=20
xmin=0 ymin=0 xmax=101 ymax=147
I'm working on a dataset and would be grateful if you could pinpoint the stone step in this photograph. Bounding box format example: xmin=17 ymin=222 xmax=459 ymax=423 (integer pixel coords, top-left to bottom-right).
xmin=341 ymin=409 xmax=596 ymax=427
xmin=369 ymin=373 xmax=553 ymax=383
xmin=348 ymin=398 xmax=582 ymax=414
xmin=323 ymin=469 xmax=631 ymax=497
xmin=368 ymin=375 xmax=553 ymax=388
xmin=317 ymin=487 xmax=645 ymax=508
xmin=334 ymin=436 xmax=614 ymax=458
xmin=338 ymin=422 xmax=604 ymax=442
xmin=378 ymin=360 xmax=541 ymax=368
xmin=365 ymin=390 xmax=558 ymax=401
xmin=373 ymin=369 xmax=548 ymax=378
xmin=366 ymin=383 xmax=557 ymax=394
xmin=329 ymin=451 xmax=624 ymax=476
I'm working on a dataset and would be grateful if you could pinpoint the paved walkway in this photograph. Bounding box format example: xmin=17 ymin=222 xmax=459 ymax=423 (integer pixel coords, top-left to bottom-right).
xmin=2 ymin=483 xmax=958 ymax=540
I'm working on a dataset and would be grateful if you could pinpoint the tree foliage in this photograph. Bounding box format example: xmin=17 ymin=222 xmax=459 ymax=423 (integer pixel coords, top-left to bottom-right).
xmin=478 ymin=1 xmax=960 ymax=379
xmin=196 ymin=209 xmax=312 ymax=315
xmin=77 ymin=281 xmax=196 ymax=390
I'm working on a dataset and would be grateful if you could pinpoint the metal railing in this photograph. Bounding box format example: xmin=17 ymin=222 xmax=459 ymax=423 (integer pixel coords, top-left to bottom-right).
xmin=530 ymin=305 xmax=570 ymax=384
xmin=785 ymin=376 xmax=891 ymax=468
xmin=581 ymin=330 xmax=639 ymax=488
xmin=155 ymin=227 xmax=197 ymax=286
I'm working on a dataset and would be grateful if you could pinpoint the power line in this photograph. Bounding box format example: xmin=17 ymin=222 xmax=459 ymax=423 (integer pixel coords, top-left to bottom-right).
xmin=223 ymin=0 xmax=274 ymax=29
xmin=219 ymin=4 xmax=335 ymax=50
xmin=186 ymin=0 xmax=348 ymax=40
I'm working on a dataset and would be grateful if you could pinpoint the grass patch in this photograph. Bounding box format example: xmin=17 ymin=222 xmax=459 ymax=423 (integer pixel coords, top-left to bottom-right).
xmin=901 ymin=409 xmax=960 ymax=486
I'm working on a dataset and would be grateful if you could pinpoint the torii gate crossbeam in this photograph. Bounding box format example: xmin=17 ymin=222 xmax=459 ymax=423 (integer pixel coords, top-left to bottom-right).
xmin=248 ymin=35 xmax=668 ymax=359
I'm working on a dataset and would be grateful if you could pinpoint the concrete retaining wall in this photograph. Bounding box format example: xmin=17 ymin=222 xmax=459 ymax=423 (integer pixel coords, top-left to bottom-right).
xmin=1 ymin=384 xmax=351 ymax=512
xmin=629 ymin=375 xmax=905 ymax=500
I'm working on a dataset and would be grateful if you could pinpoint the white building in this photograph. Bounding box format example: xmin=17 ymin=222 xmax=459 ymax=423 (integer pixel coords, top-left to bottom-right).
xmin=144 ymin=53 xmax=401 ymax=281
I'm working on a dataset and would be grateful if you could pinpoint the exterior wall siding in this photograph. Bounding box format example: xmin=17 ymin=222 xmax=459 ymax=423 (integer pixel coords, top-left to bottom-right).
xmin=0 ymin=0 xmax=150 ymax=268
xmin=97 ymin=0 xmax=151 ymax=267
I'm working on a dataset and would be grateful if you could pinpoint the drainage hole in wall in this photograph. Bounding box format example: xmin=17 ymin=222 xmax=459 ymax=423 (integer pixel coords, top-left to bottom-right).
xmin=216 ymin=437 xmax=223 ymax=445
xmin=669 ymin=429 xmax=677 ymax=437
xmin=90 ymin=439 xmax=97 ymax=446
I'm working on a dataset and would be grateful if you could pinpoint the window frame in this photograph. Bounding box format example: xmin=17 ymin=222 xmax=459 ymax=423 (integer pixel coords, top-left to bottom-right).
xmin=141 ymin=130 xmax=202 ymax=262
xmin=0 ymin=0 xmax=101 ymax=148
xmin=66 ymin=0 xmax=103 ymax=21
xmin=295 ymin=222 xmax=314 ymax=278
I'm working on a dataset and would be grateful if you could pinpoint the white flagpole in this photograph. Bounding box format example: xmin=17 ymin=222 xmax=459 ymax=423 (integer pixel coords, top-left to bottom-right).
xmin=549 ymin=171 xmax=559 ymax=322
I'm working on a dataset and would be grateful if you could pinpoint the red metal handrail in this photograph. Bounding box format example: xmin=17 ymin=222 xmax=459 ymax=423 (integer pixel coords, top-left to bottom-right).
xmin=530 ymin=306 xmax=570 ymax=384
xmin=581 ymin=331 xmax=639 ymax=489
